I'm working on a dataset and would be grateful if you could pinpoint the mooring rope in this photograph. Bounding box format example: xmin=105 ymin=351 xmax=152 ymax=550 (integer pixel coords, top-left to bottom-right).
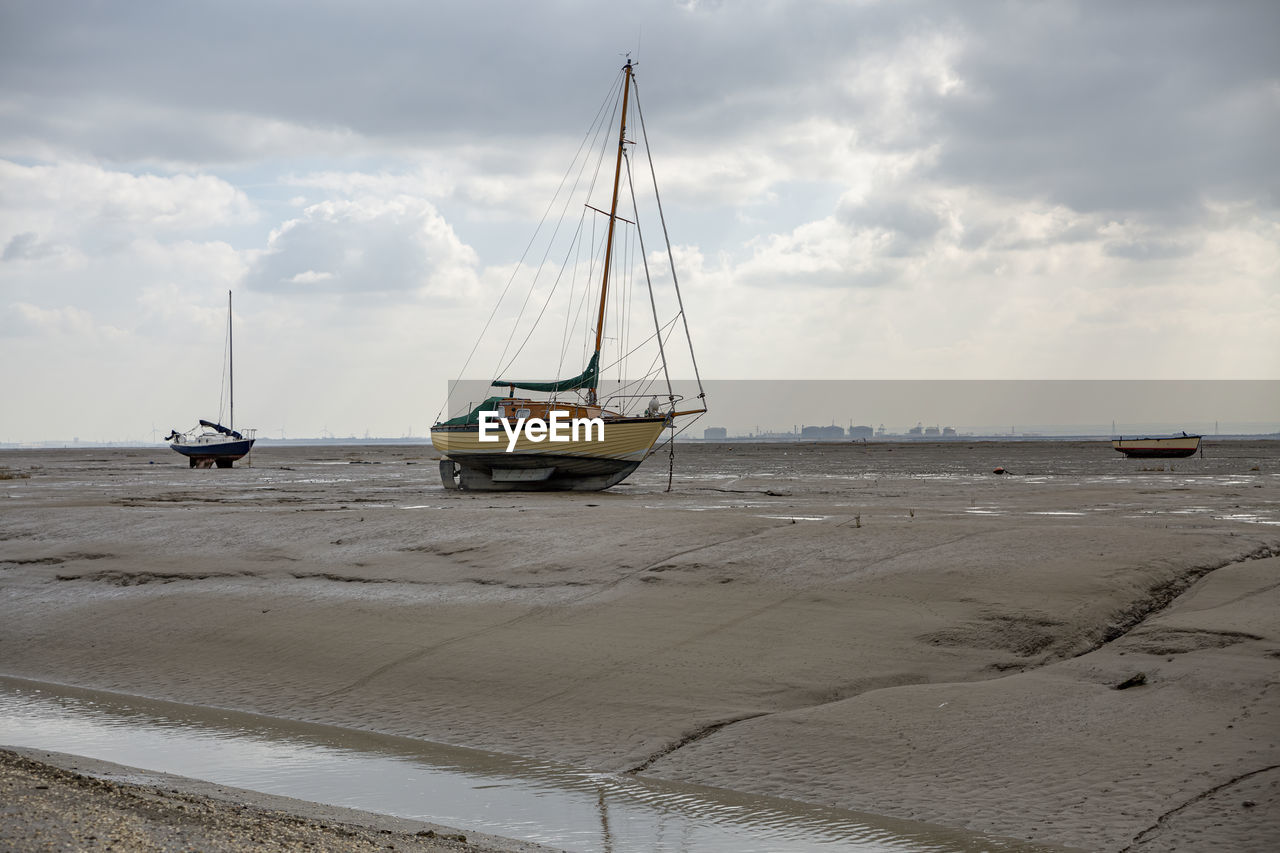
xmin=667 ymin=422 xmax=675 ymax=492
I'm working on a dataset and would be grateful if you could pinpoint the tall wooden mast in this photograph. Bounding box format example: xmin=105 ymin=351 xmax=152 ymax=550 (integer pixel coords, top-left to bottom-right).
xmin=227 ymin=290 xmax=234 ymax=431
xmin=588 ymin=59 xmax=633 ymax=404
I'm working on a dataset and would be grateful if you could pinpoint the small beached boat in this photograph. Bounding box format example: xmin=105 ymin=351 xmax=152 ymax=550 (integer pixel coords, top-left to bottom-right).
xmin=166 ymin=291 xmax=256 ymax=468
xmin=431 ymin=59 xmax=705 ymax=491
xmin=1112 ymin=432 xmax=1201 ymax=458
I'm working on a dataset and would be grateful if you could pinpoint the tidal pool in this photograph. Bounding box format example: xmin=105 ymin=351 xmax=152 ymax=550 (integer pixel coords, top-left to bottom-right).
xmin=0 ymin=677 xmax=1064 ymax=852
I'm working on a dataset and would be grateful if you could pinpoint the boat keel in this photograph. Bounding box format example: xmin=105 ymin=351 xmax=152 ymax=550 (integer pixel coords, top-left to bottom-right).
xmin=439 ymin=457 xmax=638 ymax=492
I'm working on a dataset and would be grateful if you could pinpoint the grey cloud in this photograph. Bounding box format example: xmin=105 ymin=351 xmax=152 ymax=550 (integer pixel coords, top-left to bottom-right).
xmin=837 ymin=197 xmax=944 ymax=244
xmin=0 ymin=1 xmax=921 ymax=164
xmin=929 ymin=2 xmax=1280 ymax=216
xmin=1102 ymin=237 xmax=1199 ymax=261
xmin=978 ymin=218 xmax=1102 ymax=253
xmin=3 ymin=2 xmax=587 ymax=162
xmin=736 ymin=260 xmax=904 ymax=291
xmin=4 ymin=0 xmax=1274 ymax=223
xmin=3 ymin=232 xmax=49 ymax=261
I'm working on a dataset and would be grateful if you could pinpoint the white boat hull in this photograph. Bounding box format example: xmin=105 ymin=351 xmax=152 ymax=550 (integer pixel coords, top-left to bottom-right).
xmin=431 ymin=416 xmax=667 ymax=491
xmin=1112 ymin=435 xmax=1201 ymax=458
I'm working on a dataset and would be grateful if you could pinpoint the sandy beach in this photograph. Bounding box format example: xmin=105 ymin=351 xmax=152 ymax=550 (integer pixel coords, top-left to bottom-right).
xmin=1 ymin=440 xmax=1277 ymax=851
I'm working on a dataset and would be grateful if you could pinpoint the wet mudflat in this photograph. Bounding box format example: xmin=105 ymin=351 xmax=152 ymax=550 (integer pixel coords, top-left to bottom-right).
xmin=1 ymin=440 xmax=1277 ymax=851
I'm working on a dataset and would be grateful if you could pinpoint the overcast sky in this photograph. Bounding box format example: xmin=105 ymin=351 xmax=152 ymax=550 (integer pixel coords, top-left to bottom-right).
xmin=2 ymin=0 xmax=1277 ymax=442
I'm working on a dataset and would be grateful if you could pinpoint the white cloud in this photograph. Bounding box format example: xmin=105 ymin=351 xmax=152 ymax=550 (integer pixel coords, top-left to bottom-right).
xmin=0 ymin=160 xmax=257 ymax=280
xmin=245 ymin=194 xmax=479 ymax=298
xmin=285 ymin=168 xmax=454 ymax=202
xmin=835 ymin=31 xmax=967 ymax=147
xmin=287 ymin=270 xmax=334 ymax=284
xmin=2 ymin=302 xmax=116 ymax=338
xmin=675 ymin=181 xmax=1280 ymax=380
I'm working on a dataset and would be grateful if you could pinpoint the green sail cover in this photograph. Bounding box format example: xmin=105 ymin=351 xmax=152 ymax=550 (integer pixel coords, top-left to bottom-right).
xmin=438 ymin=396 xmax=507 ymax=427
xmin=492 ymin=352 xmax=599 ymax=394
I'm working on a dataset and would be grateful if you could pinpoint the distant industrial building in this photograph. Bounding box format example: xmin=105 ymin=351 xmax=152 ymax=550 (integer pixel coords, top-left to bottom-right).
xmin=849 ymin=425 xmax=874 ymax=439
xmin=703 ymin=427 xmax=728 ymax=440
xmin=801 ymin=425 xmax=846 ymax=440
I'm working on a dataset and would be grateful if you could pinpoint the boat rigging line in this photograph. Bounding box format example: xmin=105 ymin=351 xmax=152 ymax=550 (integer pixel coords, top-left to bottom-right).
xmin=492 ymin=79 xmax=621 ymax=383
xmin=633 ymin=76 xmax=706 ymax=412
xmin=435 ymin=69 xmax=625 ymax=424
xmin=624 ymin=148 xmax=674 ymax=407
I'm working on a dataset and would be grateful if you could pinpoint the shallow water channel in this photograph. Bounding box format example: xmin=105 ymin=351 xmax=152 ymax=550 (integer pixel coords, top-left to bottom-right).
xmin=0 ymin=677 xmax=1063 ymax=852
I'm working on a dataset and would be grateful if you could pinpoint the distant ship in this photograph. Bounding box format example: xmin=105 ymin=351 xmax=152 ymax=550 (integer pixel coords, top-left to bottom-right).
xmin=166 ymin=291 xmax=256 ymax=468
xmin=1112 ymin=432 xmax=1201 ymax=458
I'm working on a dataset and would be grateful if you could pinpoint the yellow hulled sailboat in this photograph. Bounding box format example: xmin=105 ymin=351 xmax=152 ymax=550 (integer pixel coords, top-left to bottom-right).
xmin=432 ymin=60 xmax=704 ymax=491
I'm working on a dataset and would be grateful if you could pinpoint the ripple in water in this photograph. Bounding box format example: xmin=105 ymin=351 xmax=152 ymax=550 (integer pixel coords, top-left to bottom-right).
xmin=0 ymin=677 xmax=1063 ymax=852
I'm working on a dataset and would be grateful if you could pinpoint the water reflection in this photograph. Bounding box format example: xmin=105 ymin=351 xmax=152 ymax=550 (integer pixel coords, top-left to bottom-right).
xmin=0 ymin=677 xmax=1065 ymax=852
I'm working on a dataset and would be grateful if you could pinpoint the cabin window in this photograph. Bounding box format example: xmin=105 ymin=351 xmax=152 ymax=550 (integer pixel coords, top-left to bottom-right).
xmin=516 ymin=408 xmax=531 ymax=419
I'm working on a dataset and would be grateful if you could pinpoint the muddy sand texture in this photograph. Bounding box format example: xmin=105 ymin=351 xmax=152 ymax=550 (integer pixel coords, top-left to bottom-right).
xmin=1 ymin=441 xmax=1278 ymax=851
